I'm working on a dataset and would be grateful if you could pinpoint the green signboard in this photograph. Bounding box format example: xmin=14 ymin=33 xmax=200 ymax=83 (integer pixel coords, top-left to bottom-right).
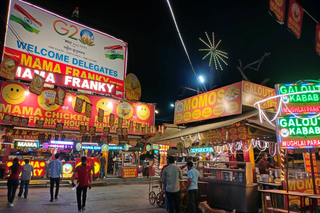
xmin=275 ymin=83 xmax=320 ymax=114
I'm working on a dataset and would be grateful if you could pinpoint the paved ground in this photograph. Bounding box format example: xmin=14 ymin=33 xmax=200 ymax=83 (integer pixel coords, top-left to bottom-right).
xmin=0 ymin=184 xmax=167 ymax=213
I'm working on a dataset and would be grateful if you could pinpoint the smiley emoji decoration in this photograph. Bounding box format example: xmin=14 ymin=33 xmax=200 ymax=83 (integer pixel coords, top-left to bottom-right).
xmin=29 ymin=73 xmax=45 ymax=95
xmin=2 ymin=83 xmax=27 ymax=105
xmin=0 ymin=54 xmax=19 ymax=80
xmin=56 ymin=123 xmax=64 ymax=132
xmin=136 ymin=105 xmax=151 ymax=121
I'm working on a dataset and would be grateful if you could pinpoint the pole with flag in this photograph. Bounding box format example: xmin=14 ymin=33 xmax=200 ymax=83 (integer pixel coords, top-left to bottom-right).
xmin=71 ymin=7 xmax=79 ymax=21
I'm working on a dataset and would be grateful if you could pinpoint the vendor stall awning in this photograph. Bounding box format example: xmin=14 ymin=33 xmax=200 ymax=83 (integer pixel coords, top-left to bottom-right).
xmin=149 ymin=110 xmax=260 ymax=144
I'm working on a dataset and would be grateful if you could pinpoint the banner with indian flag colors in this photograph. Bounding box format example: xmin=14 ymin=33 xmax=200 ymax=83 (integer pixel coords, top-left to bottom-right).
xmin=287 ymin=0 xmax=304 ymax=39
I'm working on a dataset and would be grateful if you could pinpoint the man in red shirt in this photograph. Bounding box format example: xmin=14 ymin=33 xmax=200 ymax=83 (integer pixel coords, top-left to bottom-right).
xmin=258 ymin=152 xmax=278 ymax=174
xmin=71 ymin=156 xmax=92 ymax=212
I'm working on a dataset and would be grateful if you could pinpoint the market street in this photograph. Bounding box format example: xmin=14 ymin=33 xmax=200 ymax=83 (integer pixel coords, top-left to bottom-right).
xmin=0 ymin=183 xmax=167 ymax=213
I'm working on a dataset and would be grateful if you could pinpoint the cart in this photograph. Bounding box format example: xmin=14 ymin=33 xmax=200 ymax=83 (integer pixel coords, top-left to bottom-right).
xmin=148 ymin=177 xmax=165 ymax=207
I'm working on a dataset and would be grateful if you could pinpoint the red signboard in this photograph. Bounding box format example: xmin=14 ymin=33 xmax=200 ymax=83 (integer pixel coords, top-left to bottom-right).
xmin=303 ymin=153 xmax=318 ymax=174
xmin=269 ymin=0 xmax=285 ymax=24
xmin=5 ymin=160 xmax=46 ymax=178
xmin=0 ymin=82 xmax=154 ymax=135
xmin=287 ymin=0 xmax=304 ymax=39
xmin=122 ymin=168 xmax=138 ymax=178
xmin=316 ymin=24 xmax=320 ymax=55
xmin=63 ymin=161 xmax=75 ymax=179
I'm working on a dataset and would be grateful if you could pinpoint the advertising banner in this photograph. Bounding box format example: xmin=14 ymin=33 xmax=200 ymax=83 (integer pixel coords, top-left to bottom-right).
xmin=242 ymin=81 xmax=277 ymax=109
xmin=0 ymin=54 xmax=19 ymax=80
xmin=5 ymin=160 xmax=46 ymax=178
xmin=63 ymin=161 xmax=75 ymax=179
xmin=0 ymin=82 xmax=154 ymax=135
xmin=275 ymin=83 xmax=320 ymax=114
xmin=303 ymin=153 xmax=318 ymax=174
xmin=125 ymin=73 xmax=141 ymax=101
xmin=200 ymin=123 xmax=247 ymax=143
xmin=316 ymin=24 xmax=320 ymax=55
xmin=287 ymin=0 xmax=304 ymax=39
xmin=269 ymin=0 xmax=286 ymax=24
xmin=4 ymin=0 xmax=127 ymax=98
xmin=174 ymin=82 xmax=242 ymax=124
xmin=277 ymin=115 xmax=320 ymax=148
xmin=122 ymin=168 xmax=138 ymax=178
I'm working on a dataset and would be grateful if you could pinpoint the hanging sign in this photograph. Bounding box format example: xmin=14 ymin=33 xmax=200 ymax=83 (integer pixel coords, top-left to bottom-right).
xmin=79 ymin=125 xmax=87 ymax=133
xmin=85 ymin=102 xmax=92 ymax=118
xmin=0 ymin=54 xmax=19 ymax=80
xmin=269 ymin=0 xmax=286 ymax=24
xmin=74 ymin=97 xmax=84 ymax=114
xmin=89 ymin=126 xmax=96 ymax=135
xmin=316 ymin=24 xmax=320 ymax=55
xmin=287 ymin=0 xmax=304 ymax=39
xmin=109 ymin=113 xmax=115 ymax=126
xmin=20 ymin=117 xmax=29 ymax=126
xmin=29 ymin=73 xmax=45 ymax=95
xmin=55 ymin=87 xmax=66 ymax=106
xmin=56 ymin=123 xmax=63 ymax=131
xmin=125 ymin=73 xmax=141 ymax=101
xmin=97 ymin=108 xmax=104 ymax=122
xmin=103 ymin=127 xmax=110 ymax=135
xmin=35 ymin=119 xmax=44 ymax=128
xmin=118 ymin=117 xmax=123 ymax=128
xmin=12 ymin=116 xmax=20 ymax=125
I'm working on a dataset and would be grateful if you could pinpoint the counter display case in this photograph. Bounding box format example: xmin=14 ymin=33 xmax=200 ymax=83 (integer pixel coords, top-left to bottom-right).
xmin=198 ymin=161 xmax=258 ymax=213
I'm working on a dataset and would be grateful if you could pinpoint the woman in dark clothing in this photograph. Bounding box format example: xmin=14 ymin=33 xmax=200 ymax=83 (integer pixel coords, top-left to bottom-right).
xmin=7 ymin=158 xmax=26 ymax=207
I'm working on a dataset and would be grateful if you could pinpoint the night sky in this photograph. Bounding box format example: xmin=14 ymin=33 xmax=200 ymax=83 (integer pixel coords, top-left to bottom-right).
xmin=0 ymin=0 xmax=320 ymax=125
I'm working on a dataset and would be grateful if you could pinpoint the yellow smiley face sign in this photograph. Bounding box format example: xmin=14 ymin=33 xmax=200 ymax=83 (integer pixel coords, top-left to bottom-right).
xmin=136 ymin=104 xmax=150 ymax=120
xmin=96 ymin=98 xmax=113 ymax=115
xmin=116 ymin=102 xmax=133 ymax=119
xmin=2 ymin=84 xmax=26 ymax=104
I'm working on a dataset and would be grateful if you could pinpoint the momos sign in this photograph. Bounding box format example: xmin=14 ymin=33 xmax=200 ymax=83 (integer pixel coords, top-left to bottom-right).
xmin=174 ymin=82 xmax=242 ymax=124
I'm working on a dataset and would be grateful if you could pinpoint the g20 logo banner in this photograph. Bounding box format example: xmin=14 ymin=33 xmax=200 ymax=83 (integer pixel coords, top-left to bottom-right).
xmin=4 ymin=0 xmax=127 ymax=98
xmin=0 ymin=82 xmax=155 ymax=135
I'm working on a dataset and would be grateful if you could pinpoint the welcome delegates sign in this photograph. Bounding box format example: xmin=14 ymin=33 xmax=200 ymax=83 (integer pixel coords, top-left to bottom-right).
xmin=4 ymin=0 xmax=127 ymax=98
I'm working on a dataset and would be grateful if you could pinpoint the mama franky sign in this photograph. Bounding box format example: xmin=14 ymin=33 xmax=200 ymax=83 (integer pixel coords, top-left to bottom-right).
xmin=14 ymin=140 xmax=40 ymax=148
xmin=4 ymin=0 xmax=127 ymax=98
xmin=275 ymin=82 xmax=320 ymax=149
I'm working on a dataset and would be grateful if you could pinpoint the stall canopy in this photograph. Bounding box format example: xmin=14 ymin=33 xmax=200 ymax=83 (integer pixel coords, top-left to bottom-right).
xmin=149 ymin=110 xmax=261 ymax=146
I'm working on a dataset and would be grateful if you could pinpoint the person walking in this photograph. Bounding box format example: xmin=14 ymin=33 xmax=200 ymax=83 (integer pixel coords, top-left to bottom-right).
xmin=185 ymin=161 xmax=201 ymax=213
xmin=47 ymin=153 xmax=63 ymax=202
xmin=18 ymin=159 xmax=34 ymax=198
xmin=161 ymin=156 xmax=183 ymax=213
xmin=7 ymin=158 xmax=26 ymax=207
xmin=98 ymin=153 xmax=106 ymax=180
xmin=71 ymin=156 xmax=92 ymax=212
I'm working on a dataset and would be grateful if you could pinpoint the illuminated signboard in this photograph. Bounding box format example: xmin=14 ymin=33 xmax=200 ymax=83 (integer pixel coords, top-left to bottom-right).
xmin=50 ymin=141 xmax=74 ymax=149
xmin=15 ymin=141 xmax=39 ymax=148
xmin=6 ymin=160 xmax=46 ymax=177
xmin=4 ymin=0 xmax=128 ymax=98
xmin=190 ymin=147 xmax=214 ymax=153
xmin=81 ymin=145 xmax=101 ymax=150
xmin=109 ymin=146 xmax=123 ymax=150
xmin=152 ymin=144 xmax=159 ymax=150
xmin=277 ymin=115 xmax=320 ymax=148
xmin=275 ymin=83 xmax=320 ymax=114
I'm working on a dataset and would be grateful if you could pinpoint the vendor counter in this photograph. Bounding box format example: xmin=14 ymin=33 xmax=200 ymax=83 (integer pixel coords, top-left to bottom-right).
xmin=198 ymin=161 xmax=258 ymax=213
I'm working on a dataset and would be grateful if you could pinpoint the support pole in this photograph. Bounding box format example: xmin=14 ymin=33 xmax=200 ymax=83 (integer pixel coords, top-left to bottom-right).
xmin=286 ymin=151 xmax=289 ymax=193
xmin=309 ymin=149 xmax=317 ymax=195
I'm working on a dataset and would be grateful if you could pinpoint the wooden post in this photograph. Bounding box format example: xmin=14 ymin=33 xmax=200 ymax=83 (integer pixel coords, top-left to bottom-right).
xmin=309 ymin=149 xmax=317 ymax=195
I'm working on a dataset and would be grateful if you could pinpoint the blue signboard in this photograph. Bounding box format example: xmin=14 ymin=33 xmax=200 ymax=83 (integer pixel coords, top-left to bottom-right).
xmin=190 ymin=147 xmax=214 ymax=153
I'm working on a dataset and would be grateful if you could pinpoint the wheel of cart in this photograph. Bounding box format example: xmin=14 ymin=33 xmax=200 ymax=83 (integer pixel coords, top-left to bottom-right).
xmin=148 ymin=177 xmax=162 ymax=206
xmin=156 ymin=191 xmax=165 ymax=207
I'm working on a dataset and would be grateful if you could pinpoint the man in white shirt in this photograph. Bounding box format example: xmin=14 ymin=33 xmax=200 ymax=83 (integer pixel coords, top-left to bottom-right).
xmin=161 ymin=156 xmax=183 ymax=213
xmin=18 ymin=159 xmax=34 ymax=198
